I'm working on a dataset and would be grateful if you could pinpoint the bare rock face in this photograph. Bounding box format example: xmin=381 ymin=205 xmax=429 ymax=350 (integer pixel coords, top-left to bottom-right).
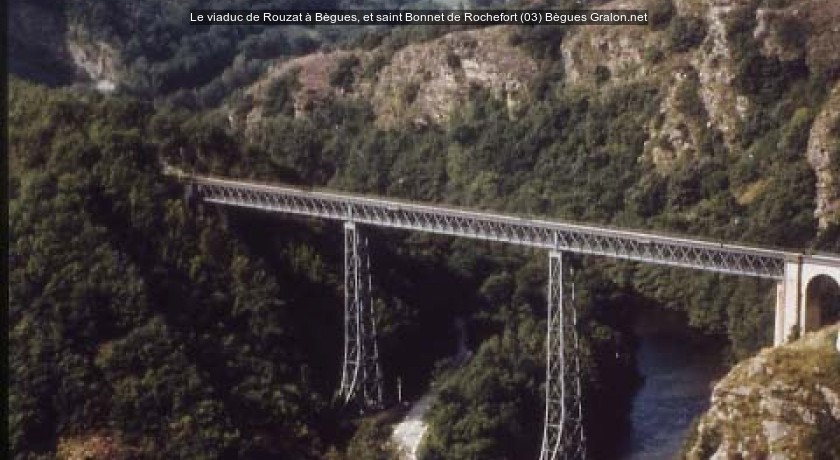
xmin=9 ymin=1 xmax=122 ymax=90
xmin=238 ymin=0 xmax=840 ymax=225
xmin=67 ymin=29 xmax=121 ymax=93
xmin=691 ymin=0 xmax=752 ymax=147
xmin=242 ymin=26 xmax=536 ymax=129
xmin=563 ymin=0 xmax=840 ymax=226
xmin=244 ymin=50 xmax=366 ymax=127
xmin=57 ymin=432 xmax=130 ymax=459
xmin=807 ymin=82 xmax=840 ymax=229
xmin=561 ymin=0 xmax=751 ymax=169
xmin=684 ymin=325 xmax=840 ymax=460
xmin=371 ymin=26 xmax=536 ymax=127
xmin=561 ymin=0 xmax=651 ymax=87
xmin=646 ymin=68 xmax=705 ymax=173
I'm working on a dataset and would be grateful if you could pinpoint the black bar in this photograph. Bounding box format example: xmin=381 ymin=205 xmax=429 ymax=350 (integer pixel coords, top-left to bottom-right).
xmin=188 ymin=9 xmax=649 ymax=26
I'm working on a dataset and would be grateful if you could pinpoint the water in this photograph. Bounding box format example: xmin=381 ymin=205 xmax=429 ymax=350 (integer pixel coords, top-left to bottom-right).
xmin=619 ymin=309 xmax=725 ymax=460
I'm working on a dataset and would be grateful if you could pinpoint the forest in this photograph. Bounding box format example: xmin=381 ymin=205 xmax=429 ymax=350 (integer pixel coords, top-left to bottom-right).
xmin=9 ymin=0 xmax=840 ymax=458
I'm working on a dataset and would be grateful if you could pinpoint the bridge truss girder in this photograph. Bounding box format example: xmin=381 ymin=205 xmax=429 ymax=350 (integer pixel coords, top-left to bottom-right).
xmin=541 ymin=252 xmax=586 ymax=460
xmin=339 ymin=222 xmax=384 ymax=410
xmin=190 ymin=177 xmax=786 ymax=279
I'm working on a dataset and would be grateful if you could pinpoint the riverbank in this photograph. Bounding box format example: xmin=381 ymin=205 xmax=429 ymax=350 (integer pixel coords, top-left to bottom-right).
xmin=619 ymin=306 xmax=726 ymax=459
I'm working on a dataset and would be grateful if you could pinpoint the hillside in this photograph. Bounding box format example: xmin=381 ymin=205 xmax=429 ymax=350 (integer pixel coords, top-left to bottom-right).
xmin=7 ymin=0 xmax=411 ymax=101
xmin=684 ymin=324 xmax=840 ymax=459
xmin=239 ymin=0 xmax=840 ymax=228
xmin=219 ymin=0 xmax=840 ymax=351
xmin=242 ymin=25 xmax=538 ymax=128
xmin=8 ymin=0 xmax=840 ymax=459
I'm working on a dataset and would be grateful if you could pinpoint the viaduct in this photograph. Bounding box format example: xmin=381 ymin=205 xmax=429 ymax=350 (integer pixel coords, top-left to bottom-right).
xmin=171 ymin=171 xmax=840 ymax=460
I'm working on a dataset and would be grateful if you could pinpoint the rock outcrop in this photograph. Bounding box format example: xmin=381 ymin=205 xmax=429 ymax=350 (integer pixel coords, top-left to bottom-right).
xmin=243 ymin=26 xmax=536 ymax=129
xmin=371 ymin=26 xmax=536 ymax=127
xmin=562 ymin=0 xmax=840 ymax=224
xmin=67 ymin=29 xmax=121 ymax=93
xmin=245 ymin=49 xmax=367 ymax=127
xmin=684 ymin=324 xmax=840 ymax=459
xmin=239 ymin=0 xmax=840 ymax=226
xmin=56 ymin=432 xmax=131 ymax=459
xmin=807 ymin=82 xmax=840 ymax=228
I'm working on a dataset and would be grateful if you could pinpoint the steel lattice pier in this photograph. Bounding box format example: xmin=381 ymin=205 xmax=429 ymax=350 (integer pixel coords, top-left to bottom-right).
xmin=339 ymin=222 xmax=383 ymax=410
xmin=541 ymin=252 xmax=586 ymax=460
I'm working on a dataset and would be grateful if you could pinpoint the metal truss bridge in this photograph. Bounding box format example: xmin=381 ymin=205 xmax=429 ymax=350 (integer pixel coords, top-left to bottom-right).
xmin=187 ymin=175 xmax=790 ymax=279
xmin=174 ymin=172 xmax=803 ymax=460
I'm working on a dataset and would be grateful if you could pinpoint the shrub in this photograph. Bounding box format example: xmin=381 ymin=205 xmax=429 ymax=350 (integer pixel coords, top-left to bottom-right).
xmin=648 ymin=0 xmax=675 ymax=30
xmin=329 ymin=55 xmax=361 ymax=91
xmin=363 ymin=53 xmax=390 ymax=80
xmin=264 ymin=71 xmax=300 ymax=117
xmin=673 ymin=76 xmax=706 ymax=120
xmin=643 ymin=46 xmax=665 ymax=64
xmin=775 ymin=15 xmax=809 ymax=51
xmin=594 ymin=65 xmax=611 ymax=84
xmin=401 ymin=82 xmax=421 ymax=104
xmin=668 ymin=16 xmax=708 ymax=52
xmin=445 ymin=51 xmax=461 ymax=70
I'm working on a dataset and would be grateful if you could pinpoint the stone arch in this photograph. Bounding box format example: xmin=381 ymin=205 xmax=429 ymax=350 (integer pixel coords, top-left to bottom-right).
xmin=802 ymin=274 xmax=840 ymax=333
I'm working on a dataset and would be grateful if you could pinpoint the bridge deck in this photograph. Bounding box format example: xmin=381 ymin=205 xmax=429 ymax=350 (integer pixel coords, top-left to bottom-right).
xmin=175 ymin=173 xmax=800 ymax=279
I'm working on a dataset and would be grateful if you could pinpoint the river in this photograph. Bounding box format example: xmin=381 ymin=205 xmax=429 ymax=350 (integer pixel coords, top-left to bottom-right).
xmin=618 ymin=307 xmax=726 ymax=459
xmin=391 ymin=310 xmax=724 ymax=459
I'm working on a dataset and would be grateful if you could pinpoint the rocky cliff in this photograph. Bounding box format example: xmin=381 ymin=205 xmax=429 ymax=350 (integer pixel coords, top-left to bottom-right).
xmin=563 ymin=0 xmax=840 ymax=226
xmin=807 ymin=82 xmax=840 ymax=229
xmin=66 ymin=29 xmax=121 ymax=93
xmin=9 ymin=0 xmax=121 ymax=91
xmin=684 ymin=324 xmax=840 ymax=459
xmin=240 ymin=0 xmax=840 ymax=228
xmin=243 ymin=25 xmax=537 ymax=128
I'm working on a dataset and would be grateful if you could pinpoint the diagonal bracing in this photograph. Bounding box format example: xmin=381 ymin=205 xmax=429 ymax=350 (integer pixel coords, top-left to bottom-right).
xmin=541 ymin=252 xmax=586 ymax=460
xmin=185 ymin=175 xmax=789 ymax=279
xmin=339 ymin=222 xmax=384 ymax=410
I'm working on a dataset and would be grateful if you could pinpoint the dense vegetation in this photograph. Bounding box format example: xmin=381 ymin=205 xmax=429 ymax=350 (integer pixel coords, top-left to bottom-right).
xmin=10 ymin=0 xmax=425 ymax=107
xmin=230 ymin=73 xmax=826 ymax=356
xmin=9 ymin=81 xmax=337 ymax=458
xmin=9 ymin=0 xmax=840 ymax=458
xmin=8 ymin=76 xmax=644 ymax=458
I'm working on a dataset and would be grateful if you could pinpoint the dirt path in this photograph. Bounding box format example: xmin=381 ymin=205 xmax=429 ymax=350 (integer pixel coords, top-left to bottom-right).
xmin=391 ymin=395 xmax=434 ymax=459
xmin=391 ymin=319 xmax=471 ymax=459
